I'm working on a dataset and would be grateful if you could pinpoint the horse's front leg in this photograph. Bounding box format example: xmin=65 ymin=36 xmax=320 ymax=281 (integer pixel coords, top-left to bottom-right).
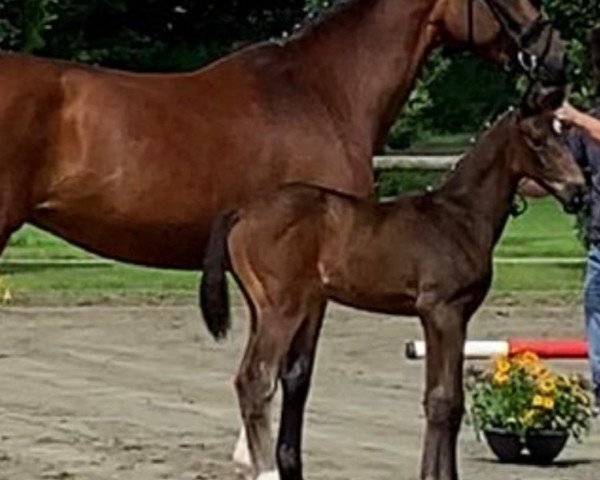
xmin=418 ymin=303 xmax=468 ymax=480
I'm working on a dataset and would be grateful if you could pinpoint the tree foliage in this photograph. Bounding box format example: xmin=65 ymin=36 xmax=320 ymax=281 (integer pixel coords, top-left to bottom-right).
xmin=0 ymin=0 xmax=305 ymax=70
xmin=0 ymin=0 xmax=598 ymax=138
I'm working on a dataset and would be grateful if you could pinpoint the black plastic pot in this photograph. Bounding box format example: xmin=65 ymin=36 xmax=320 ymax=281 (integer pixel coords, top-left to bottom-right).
xmin=525 ymin=430 xmax=569 ymax=464
xmin=484 ymin=429 xmax=523 ymax=463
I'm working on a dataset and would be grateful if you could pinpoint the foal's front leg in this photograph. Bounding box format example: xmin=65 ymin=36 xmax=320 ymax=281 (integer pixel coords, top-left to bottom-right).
xmin=419 ymin=304 xmax=468 ymax=480
xmin=276 ymin=303 xmax=325 ymax=480
xmin=235 ymin=309 xmax=305 ymax=480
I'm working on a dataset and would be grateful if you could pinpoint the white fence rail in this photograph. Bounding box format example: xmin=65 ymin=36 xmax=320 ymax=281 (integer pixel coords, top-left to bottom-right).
xmin=373 ymin=155 xmax=460 ymax=171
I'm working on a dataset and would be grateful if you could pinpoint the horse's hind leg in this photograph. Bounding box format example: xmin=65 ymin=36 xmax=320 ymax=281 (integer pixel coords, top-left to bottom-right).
xmin=276 ymin=301 xmax=326 ymax=480
xmin=235 ymin=307 xmax=304 ymax=480
xmin=418 ymin=302 xmax=468 ymax=480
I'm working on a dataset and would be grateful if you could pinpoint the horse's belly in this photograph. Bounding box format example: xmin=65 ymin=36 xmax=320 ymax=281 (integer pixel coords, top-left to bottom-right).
xmin=31 ymin=201 xmax=212 ymax=269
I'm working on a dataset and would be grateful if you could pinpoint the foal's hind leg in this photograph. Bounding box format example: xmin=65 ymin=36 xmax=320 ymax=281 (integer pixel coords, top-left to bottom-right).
xmin=418 ymin=302 xmax=468 ymax=480
xmin=235 ymin=308 xmax=304 ymax=479
xmin=276 ymin=301 xmax=326 ymax=480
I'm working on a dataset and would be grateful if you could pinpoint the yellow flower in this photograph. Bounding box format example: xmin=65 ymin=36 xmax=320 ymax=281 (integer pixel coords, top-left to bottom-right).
xmin=519 ymin=351 xmax=540 ymax=365
xmin=530 ymin=363 xmax=548 ymax=378
xmin=542 ymin=396 xmax=555 ymax=410
xmin=494 ymin=356 xmax=511 ymax=374
xmin=538 ymin=377 xmax=556 ymax=395
xmin=532 ymin=395 xmax=544 ymax=407
xmin=494 ymin=372 xmax=509 ymax=384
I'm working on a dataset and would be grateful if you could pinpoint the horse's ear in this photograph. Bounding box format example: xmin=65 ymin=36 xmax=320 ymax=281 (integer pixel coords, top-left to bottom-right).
xmin=520 ymin=82 xmax=566 ymax=117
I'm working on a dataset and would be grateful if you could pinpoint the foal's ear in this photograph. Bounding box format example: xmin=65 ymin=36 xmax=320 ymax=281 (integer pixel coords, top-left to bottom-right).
xmin=520 ymin=82 xmax=566 ymax=117
xmin=529 ymin=0 xmax=543 ymax=10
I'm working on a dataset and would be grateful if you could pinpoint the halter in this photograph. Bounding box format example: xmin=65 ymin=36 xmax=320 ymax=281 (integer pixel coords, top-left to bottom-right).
xmin=467 ymin=0 xmax=555 ymax=80
xmin=510 ymin=192 xmax=529 ymax=218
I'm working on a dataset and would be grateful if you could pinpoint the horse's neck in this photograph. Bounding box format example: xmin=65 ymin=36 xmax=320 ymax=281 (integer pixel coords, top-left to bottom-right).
xmin=437 ymin=121 xmax=520 ymax=248
xmin=291 ymin=0 xmax=440 ymax=152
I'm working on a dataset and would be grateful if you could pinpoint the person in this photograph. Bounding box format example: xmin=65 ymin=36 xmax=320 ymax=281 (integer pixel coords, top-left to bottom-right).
xmin=557 ymin=102 xmax=600 ymax=142
xmin=553 ymin=28 xmax=600 ymax=406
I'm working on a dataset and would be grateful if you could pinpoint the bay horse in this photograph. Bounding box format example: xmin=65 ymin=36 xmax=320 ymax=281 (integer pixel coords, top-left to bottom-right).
xmin=199 ymin=95 xmax=585 ymax=480
xmin=0 ymin=0 xmax=565 ymax=269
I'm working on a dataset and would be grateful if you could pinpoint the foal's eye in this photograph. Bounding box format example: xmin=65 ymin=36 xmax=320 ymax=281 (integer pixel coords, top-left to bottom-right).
xmin=530 ymin=137 xmax=544 ymax=149
xmin=552 ymin=118 xmax=563 ymax=135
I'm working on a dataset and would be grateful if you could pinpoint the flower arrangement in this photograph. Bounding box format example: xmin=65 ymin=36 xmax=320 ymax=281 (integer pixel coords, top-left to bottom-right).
xmin=467 ymin=352 xmax=595 ymax=441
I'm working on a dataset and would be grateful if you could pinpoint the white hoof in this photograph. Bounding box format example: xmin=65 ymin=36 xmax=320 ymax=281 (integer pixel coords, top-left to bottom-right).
xmin=233 ymin=427 xmax=252 ymax=467
xmin=256 ymin=471 xmax=280 ymax=480
xmin=233 ymin=427 xmax=253 ymax=478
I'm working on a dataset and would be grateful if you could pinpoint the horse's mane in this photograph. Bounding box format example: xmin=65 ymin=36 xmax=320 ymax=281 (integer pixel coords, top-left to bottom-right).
xmin=284 ymin=0 xmax=364 ymax=41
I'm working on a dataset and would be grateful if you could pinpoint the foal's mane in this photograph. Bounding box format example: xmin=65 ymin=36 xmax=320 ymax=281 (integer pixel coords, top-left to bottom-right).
xmin=450 ymin=108 xmax=517 ymax=169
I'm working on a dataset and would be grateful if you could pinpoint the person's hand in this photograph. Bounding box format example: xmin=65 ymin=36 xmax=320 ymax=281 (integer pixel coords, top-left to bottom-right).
xmin=555 ymin=101 xmax=583 ymax=127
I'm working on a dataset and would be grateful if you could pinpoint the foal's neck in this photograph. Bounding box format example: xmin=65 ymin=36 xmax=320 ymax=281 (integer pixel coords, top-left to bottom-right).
xmin=436 ymin=117 xmax=521 ymax=249
xmin=290 ymin=0 xmax=440 ymax=152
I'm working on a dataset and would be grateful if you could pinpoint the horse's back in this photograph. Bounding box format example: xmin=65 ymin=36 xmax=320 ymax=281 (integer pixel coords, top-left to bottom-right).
xmin=0 ymin=49 xmax=372 ymax=268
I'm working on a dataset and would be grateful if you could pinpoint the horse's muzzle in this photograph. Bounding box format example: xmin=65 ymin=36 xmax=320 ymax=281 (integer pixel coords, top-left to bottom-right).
xmin=528 ymin=47 xmax=566 ymax=87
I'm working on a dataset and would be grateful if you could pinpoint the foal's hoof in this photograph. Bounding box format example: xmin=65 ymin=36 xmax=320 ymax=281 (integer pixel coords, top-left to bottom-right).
xmin=234 ymin=463 xmax=254 ymax=480
xmin=256 ymin=471 xmax=280 ymax=480
xmin=233 ymin=428 xmax=253 ymax=479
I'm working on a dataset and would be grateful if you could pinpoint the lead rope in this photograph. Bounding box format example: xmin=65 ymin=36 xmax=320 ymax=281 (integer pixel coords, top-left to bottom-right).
xmin=468 ymin=0 xmax=474 ymax=46
xmin=510 ymin=192 xmax=529 ymax=218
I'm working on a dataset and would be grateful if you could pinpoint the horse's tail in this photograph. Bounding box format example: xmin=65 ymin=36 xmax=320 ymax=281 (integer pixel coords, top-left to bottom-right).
xmin=200 ymin=211 xmax=237 ymax=341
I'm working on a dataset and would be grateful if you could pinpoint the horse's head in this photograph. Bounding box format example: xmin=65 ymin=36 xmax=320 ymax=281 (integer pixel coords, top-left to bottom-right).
xmin=511 ymin=88 xmax=585 ymax=213
xmin=439 ymin=0 xmax=566 ymax=87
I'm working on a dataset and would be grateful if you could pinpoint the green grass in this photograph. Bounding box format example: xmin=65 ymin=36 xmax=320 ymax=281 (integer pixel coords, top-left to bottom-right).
xmin=0 ymin=197 xmax=587 ymax=304
xmin=496 ymin=197 xmax=585 ymax=259
xmin=5 ymin=226 xmax=94 ymax=260
xmin=1 ymin=226 xmax=198 ymax=304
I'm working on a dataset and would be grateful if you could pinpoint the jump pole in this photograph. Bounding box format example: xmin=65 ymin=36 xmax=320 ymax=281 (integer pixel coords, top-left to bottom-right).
xmin=405 ymin=339 xmax=588 ymax=360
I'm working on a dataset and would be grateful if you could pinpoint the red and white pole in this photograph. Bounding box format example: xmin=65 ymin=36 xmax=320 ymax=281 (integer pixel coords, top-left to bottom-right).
xmin=405 ymin=338 xmax=588 ymax=360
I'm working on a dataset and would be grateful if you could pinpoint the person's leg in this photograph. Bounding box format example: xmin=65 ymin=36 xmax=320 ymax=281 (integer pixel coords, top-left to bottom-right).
xmin=584 ymin=245 xmax=600 ymax=405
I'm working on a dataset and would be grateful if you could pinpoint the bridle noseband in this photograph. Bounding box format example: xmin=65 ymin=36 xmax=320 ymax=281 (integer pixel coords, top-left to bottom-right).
xmin=467 ymin=0 xmax=556 ymax=80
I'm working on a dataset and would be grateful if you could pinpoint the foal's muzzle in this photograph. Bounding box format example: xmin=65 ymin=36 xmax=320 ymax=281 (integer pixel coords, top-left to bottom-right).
xmin=561 ymin=184 xmax=587 ymax=214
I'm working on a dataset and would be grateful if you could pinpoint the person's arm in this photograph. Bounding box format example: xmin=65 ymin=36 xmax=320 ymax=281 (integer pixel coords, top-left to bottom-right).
xmin=557 ymin=102 xmax=600 ymax=143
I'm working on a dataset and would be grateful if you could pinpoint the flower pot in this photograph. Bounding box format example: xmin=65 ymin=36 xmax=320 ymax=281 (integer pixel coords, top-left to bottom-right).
xmin=525 ymin=430 xmax=569 ymax=464
xmin=483 ymin=429 xmax=523 ymax=463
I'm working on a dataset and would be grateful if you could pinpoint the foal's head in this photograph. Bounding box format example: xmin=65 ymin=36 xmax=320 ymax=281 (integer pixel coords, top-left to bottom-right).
xmin=439 ymin=0 xmax=566 ymax=86
xmin=510 ymin=95 xmax=585 ymax=213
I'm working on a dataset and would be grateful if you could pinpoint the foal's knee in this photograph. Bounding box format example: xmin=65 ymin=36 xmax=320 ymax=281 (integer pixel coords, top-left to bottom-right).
xmin=424 ymin=387 xmax=464 ymax=427
xmin=235 ymin=364 xmax=277 ymax=418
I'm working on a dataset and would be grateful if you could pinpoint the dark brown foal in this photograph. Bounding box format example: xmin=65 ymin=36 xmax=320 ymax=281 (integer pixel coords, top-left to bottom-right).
xmin=200 ymin=101 xmax=584 ymax=480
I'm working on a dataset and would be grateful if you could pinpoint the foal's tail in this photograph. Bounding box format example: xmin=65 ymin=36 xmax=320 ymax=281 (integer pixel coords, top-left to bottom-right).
xmin=200 ymin=211 xmax=237 ymax=341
